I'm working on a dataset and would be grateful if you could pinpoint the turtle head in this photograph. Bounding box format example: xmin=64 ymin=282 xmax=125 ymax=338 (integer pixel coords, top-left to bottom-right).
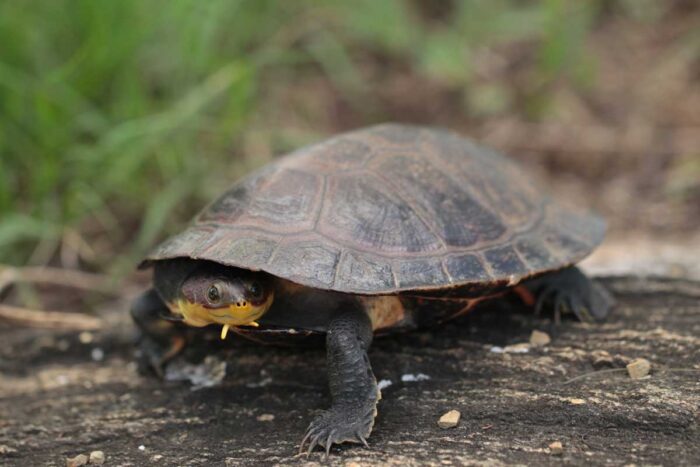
xmin=171 ymin=265 xmax=274 ymax=337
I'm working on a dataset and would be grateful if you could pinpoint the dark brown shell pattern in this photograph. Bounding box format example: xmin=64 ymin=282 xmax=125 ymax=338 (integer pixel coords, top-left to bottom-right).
xmin=143 ymin=124 xmax=605 ymax=295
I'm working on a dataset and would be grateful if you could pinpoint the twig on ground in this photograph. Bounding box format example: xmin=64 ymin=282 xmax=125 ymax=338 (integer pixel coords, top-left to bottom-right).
xmin=0 ymin=265 xmax=121 ymax=295
xmin=0 ymin=304 xmax=102 ymax=330
xmin=561 ymin=368 xmax=628 ymax=385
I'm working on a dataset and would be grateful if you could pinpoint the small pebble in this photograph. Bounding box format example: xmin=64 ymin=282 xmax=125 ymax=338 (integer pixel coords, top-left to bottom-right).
xmin=151 ymin=454 xmax=164 ymax=462
xmin=78 ymin=332 xmax=94 ymax=344
xmin=437 ymin=410 xmax=461 ymax=429
xmin=530 ymin=330 xmax=551 ymax=347
xmin=627 ymin=358 xmax=651 ymax=379
xmin=91 ymin=348 xmax=105 ymax=362
xmin=0 ymin=444 xmax=18 ymax=454
xmin=256 ymin=414 xmax=275 ymax=422
xmin=138 ymin=445 xmax=146 ymax=451
xmin=66 ymin=454 xmax=88 ymax=467
xmin=568 ymin=398 xmax=586 ymax=405
xmin=549 ymin=441 xmax=564 ymax=456
xmin=88 ymin=451 xmax=105 ymax=465
xmin=504 ymin=343 xmax=530 ymax=353
xmin=378 ymin=379 xmax=393 ymax=390
xmin=490 ymin=343 xmax=530 ymax=354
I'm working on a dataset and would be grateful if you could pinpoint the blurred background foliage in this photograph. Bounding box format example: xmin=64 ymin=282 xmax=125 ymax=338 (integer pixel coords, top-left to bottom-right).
xmin=1 ymin=0 xmax=698 ymax=275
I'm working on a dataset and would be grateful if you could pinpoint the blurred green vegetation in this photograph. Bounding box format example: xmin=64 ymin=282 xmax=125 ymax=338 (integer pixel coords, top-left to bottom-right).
xmin=0 ymin=0 xmax=684 ymax=273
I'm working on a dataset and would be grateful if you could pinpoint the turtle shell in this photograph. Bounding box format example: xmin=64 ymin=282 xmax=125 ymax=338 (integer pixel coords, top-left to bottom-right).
xmin=142 ymin=124 xmax=605 ymax=295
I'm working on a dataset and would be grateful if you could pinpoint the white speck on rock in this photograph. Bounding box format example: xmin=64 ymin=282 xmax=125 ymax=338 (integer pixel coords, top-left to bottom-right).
xmin=378 ymin=379 xmax=393 ymax=390
xmin=401 ymin=373 xmax=430 ymax=382
xmin=138 ymin=445 xmax=146 ymax=451
xmin=91 ymin=348 xmax=104 ymax=361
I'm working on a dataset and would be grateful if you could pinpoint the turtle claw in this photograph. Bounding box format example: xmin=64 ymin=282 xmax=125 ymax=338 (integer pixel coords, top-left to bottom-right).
xmin=530 ymin=267 xmax=614 ymax=325
xmin=535 ymin=286 xmax=584 ymax=325
xmin=357 ymin=432 xmax=370 ymax=449
xmin=299 ymin=405 xmax=375 ymax=457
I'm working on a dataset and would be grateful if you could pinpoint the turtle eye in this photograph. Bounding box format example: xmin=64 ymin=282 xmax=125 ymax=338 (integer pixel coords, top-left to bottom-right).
xmin=248 ymin=281 xmax=263 ymax=299
xmin=207 ymin=284 xmax=222 ymax=304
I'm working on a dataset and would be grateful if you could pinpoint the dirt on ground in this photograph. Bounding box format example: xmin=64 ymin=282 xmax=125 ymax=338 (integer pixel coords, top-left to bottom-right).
xmin=1 ymin=276 xmax=698 ymax=466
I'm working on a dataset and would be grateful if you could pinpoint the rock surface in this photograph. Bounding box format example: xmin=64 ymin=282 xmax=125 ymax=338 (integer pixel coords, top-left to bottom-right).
xmin=0 ymin=277 xmax=699 ymax=466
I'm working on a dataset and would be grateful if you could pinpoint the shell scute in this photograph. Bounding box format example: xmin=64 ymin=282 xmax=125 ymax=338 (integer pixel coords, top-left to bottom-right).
xmin=335 ymin=251 xmax=395 ymax=292
xmin=394 ymin=258 xmax=450 ymax=288
xmin=443 ymin=254 xmax=492 ymax=282
xmin=483 ymin=245 xmax=529 ymax=278
xmin=270 ymin=242 xmax=340 ymax=288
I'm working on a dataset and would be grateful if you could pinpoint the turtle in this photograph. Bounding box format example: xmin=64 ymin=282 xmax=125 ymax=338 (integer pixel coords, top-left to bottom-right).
xmin=131 ymin=123 xmax=613 ymax=456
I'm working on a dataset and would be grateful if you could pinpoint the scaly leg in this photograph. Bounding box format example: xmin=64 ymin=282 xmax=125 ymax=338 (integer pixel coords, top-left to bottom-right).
xmin=130 ymin=288 xmax=187 ymax=378
xmin=300 ymin=309 xmax=379 ymax=458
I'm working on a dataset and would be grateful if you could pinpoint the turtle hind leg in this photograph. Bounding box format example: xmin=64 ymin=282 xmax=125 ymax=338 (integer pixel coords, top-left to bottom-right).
xmin=130 ymin=288 xmax=187 ymax=378
xmin=526 ymin=266 xmax=614 ymax=324
xmin=300 ymin=309 xmax=379 ymax=458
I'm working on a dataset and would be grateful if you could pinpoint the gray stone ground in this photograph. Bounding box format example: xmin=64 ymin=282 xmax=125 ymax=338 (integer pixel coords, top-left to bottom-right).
xmin=0 ymin=276 xmax=698 ymax=466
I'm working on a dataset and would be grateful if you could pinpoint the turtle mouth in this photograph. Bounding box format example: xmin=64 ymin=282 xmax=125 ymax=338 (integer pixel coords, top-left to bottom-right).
xmin=169 ymin=293 xmax=274 ymax=339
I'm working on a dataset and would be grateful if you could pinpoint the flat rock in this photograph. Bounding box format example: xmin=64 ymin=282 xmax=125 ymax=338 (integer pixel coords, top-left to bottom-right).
xmin=0 ymin=277 xmax=698 ymax=465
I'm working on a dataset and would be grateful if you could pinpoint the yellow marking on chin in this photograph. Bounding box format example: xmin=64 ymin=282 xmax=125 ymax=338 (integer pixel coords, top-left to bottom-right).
xmin=169 ymin=292 xmax=273 ymax=338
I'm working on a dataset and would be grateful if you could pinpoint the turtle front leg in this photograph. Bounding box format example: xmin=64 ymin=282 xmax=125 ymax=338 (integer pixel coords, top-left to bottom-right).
xmin=525 ymin=266 xmax=614 ymax=324
xmin=300 ymin=309 xmax=379 ymax=457
xmin=130 ymin=288 xmax=187 ymax=378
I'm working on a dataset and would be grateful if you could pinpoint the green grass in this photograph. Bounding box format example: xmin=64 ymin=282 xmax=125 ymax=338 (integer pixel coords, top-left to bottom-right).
xmin=0 ymin=0 xmax=648 ymax=272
